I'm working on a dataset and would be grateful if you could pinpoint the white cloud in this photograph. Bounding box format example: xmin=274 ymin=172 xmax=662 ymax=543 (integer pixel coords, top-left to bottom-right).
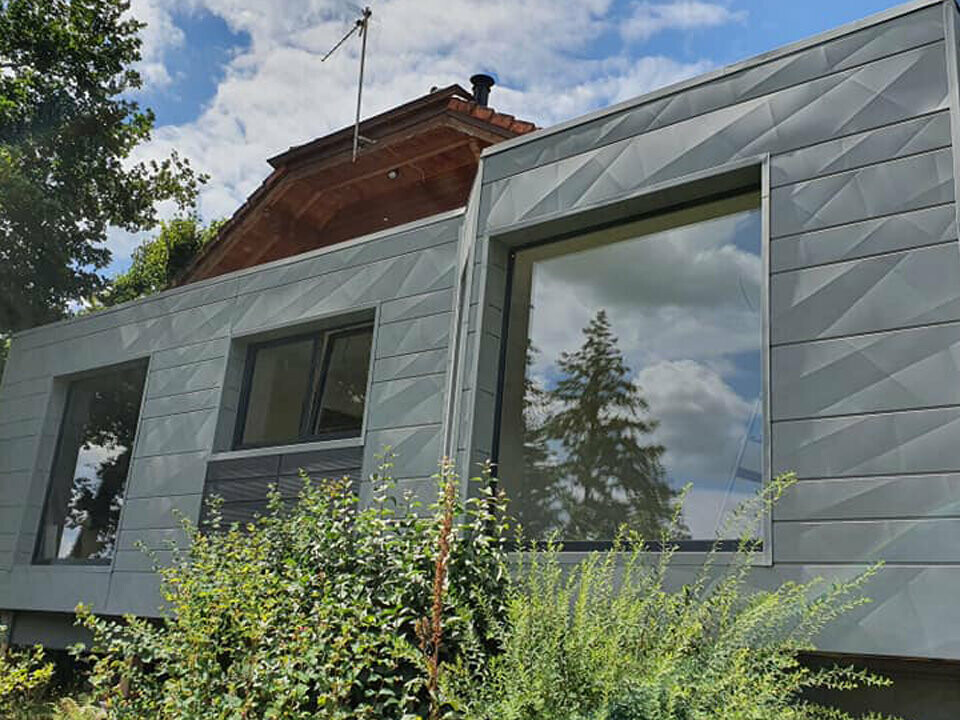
xmin=622 ymin=1 xmax=746 ymax=42
xmin=128 ymin=0 xmax=186 ymax=88
xmin=108 ymin=0 xmax=730 ymax=264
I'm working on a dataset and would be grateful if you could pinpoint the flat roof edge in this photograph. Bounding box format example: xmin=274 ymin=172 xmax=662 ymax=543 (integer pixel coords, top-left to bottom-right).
xmin=11 ymin=207 xmax=466 ymax=343
xmin=482 ymin=0 xmax=945 ymax=159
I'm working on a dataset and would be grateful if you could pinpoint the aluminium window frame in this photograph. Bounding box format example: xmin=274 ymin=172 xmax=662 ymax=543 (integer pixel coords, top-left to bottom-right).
xmin=232 ymin=321 xmax=374 ymax=451
xmin=487 ymin=178 xmax=771 ymax=558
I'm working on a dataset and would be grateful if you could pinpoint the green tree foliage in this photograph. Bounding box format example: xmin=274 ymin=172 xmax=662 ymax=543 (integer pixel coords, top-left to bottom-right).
xmin=97 ymin=217 xmax=223 ymax=308
xmin=446 ymin=477 xmax=899 ymax=720
xmin=0 ymin=627 xmax=54 ymax=717
xmin=0 ymin=0 xmax=206 ymax=335
xmin=538 ymin=309 xmax=679 ymax=540
xmin=74 ymin=460 xmax=510 ymax=719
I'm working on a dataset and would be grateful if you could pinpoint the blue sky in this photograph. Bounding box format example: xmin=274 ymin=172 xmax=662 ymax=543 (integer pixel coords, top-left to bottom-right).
xmin=114 ymin=0 xmax=909 ymax=274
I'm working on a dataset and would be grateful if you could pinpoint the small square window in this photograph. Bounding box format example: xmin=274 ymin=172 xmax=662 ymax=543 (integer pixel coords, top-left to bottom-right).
xmin=235 ymin=324 xmax=373 ymax=449
xmin=35 ymin=360 xmax=148 ymax=564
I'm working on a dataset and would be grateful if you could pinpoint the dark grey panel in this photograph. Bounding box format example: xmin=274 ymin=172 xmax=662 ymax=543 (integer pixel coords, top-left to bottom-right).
xmin=772 ymin=322 xmax=960 ymax=419
xmin=769 ymin=111 xmax=951 ymax=187
xmin=774 ymin=518 xmax=960 ymax=563
xmin=770 ymin=203 xmax=956 ymax=272
xmin=773 ymin=407 xmax=960 ymax=479
xmin=482 ymin=4 xmax=944 ymax=183
xmin=771 ymin=242 xmax=960 ymax=345
xmin=770 ymin=148 xmax=953 ymax=238
xmin=363 ymin=424 xmax=442 ymax=480
xmin=125 ymin=451 xmax=209 ymax=499
xmin=777 ymin=474 xmax=960 ymax=520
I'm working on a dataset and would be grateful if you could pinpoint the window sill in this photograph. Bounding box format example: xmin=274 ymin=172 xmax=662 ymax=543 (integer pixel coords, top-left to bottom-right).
xmin=209 ymin=436 xmax=365 ymax=463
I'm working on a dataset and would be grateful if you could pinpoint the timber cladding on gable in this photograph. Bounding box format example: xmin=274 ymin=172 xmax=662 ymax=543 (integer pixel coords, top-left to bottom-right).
xmin=0 ymin=212 xmax=463 ymax=616
xmin=457 ymin=0 xmax=960 ymax=660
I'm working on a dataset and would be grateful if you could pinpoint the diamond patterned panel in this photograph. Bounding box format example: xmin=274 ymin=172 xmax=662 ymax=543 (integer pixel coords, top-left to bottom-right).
xmin=775 ymin=518 xmax=960 ymax=562
xmin=366 ymin=374 xmax=445 ymax=431
xmin=772 ymin=322 xmax=960 ymax=419
xmin=773 ymin=407 xmax=960 ymax=479
xmin=777 ymin=474 xmax=960 ymax=521
xmin=771 ymin=202 xmax=956 ymax=272
xmin=480 ymin=41 xmax=948 ymax=234
xmin=482 ymin=3 xmax=944 ymax=183
xmin=770 ymin=242 xmax=960 ymax=344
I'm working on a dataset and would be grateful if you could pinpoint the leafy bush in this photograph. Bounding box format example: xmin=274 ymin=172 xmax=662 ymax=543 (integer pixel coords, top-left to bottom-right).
xmin=443 ymin=475 xmax=897 ymax=720
xmin=0 ymin=627 xmax=54 ymax=717
xmin=73 ymin=459 xmax=509 ymax=720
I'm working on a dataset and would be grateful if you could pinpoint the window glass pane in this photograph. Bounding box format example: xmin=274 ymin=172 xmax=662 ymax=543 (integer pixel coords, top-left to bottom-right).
xmin=241 ymin=338 xmax=315 ymax=446
xmin=312 ymin=328 xmax=373 ymax=437
xmin=35 ymin=362 xmax=147 ymax=563
xmin=499 ymin=194 xmax=763 ymax=543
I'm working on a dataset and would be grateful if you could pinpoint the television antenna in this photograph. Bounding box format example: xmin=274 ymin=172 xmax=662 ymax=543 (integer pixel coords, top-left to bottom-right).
xmin=322 ymin=6 xmax=373 ymax=162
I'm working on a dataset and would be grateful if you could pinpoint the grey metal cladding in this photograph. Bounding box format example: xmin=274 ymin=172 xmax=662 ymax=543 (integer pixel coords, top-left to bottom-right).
xmin=774 ymin=518 xmax=960 ymax=563
xmin=479 ymin=41 xmax=948 ymax=234
xmin=769 ymin=111 xmax=952 ymax=187
xmin=770 ymin=148 xmax=953 ymax=237
xmin=776 ymin=474 xmax=960 ymax=521
xmin=770 ymin=202 xmax=956 ymax=272
xmin=375 ymin=313 xmax=451 ymax=359
xmin=770 ymin=242 xmax=960 ymax=345
xmin=772 ymin=407 xmax=960 ymax=479
xmin=772 ymin=322 xmax=960 ymax=419
xmin=366 ymin=374 xmax=445 ymax=431
xmin=235 ymin=214 xmax=459 ymax=296
xmin=481 ymin=3 xmax=945 ymax=183
xmin=362 ymin=424 xmax=442 ymax=480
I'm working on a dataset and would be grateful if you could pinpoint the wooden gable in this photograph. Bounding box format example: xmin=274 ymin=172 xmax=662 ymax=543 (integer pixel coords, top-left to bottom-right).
xmin=180 ymin=85 xmax=535 ymax=283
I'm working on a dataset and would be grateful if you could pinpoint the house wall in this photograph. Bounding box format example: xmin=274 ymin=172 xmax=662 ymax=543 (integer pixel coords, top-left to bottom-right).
xmin=0 ymin=210 xmax=462 ymax=619
xmin=455 ymin=0 xmax=960 ymax=663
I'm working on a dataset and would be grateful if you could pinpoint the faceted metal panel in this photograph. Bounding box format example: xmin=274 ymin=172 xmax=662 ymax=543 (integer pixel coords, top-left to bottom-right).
xmin=231 ymin=245 xmax=455 ymax=335
xmin=774 ymin=518 xmax=960 ymax=563
xmin=482 ymin=3 xmax=945 ymax=183
xmin=777 ymin=474 xmax=960 ymax=520
xmin=134 ymin=408 xmax=218 ymax=458
xmin=375 ymin=313 xmax=451 ymax=359
xmin=772 ymin=322 xmax=960 ymax=419
xmin=769 ymin=111 xmax=952 ymax=187
xmin=372 ymin=347 xmax=449 ymax=383
xmin=145 ymin=357 xmax=226 ymax=399
xmin=149 ymin=337 xmax=230 ymax=372
xmin=104 ymin=572 xmax=162 ymax=616
xmin=141 ymin=388 xmax=221 ymax=420
xmin=480 ymin=42 xmax=948 ymax=235
xmin=366 ymin=374 xmax=445 ymax=431
xmin=236 ymin=214 xmax=461 ymax=296
xmin=120 ymin=494 xmax=203 ymax=531
xmin=770 ymin=202 xmax=956 ymax=272
xmin=0 ymin=566 xmax=111 ymax=614
xmin=770 ymin=242 xmax=960 ymax=345
xmin=124 ymin=451 xmax=209 ymax=499
xmin=362 ymin=424 xmax=442 ymax=480
xmin=773 ymin=407 xmax=960 ymax=479
xmin=770 ymin=148 xmax=953 ymax=238
xmin=379 ymin=288 xmax=453 ymax=324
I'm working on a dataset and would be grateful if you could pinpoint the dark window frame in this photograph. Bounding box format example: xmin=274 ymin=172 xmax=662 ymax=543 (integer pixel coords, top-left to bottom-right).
xmin=233 ymin=322 xmax=374 ymax=451
xmin=33 ymin=358 xmax=149 ymax=566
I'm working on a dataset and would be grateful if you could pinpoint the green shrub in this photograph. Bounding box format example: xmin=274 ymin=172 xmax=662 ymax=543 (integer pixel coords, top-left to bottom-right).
xmin=0 ymin=627 xmax=54 ymax=718
xmin=443 ymin=475 xmax=898 ymax=720
xmin=73 ymin=458 xmax=509 ymax=720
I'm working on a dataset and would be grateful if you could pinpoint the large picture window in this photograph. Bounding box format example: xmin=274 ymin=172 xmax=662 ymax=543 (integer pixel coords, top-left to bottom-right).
xmin=497 ymin=193 xmax=764 ymax=546
xmin=236 ymin=323 xmax=374 ymax=448
xmin=35 ymin=360 xmax=148 ymax=564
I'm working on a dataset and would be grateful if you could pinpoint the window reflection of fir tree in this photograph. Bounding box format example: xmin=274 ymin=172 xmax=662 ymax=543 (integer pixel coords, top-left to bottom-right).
xmin=520 ymin=310 xmax=686 ymax=543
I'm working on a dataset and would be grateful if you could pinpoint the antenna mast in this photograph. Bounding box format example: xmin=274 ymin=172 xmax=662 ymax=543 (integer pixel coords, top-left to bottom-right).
xmin=321 ymin=6 xmax=373 ymax=163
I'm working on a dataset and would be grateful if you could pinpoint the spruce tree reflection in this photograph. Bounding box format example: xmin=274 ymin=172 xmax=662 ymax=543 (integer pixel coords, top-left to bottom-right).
xmin=518 ymin=310 xmax=683 ymax=542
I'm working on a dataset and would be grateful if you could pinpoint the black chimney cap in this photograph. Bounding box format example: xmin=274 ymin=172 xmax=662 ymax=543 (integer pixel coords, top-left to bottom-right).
xmin=470 ymin=73 xmax=495 ymax=107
